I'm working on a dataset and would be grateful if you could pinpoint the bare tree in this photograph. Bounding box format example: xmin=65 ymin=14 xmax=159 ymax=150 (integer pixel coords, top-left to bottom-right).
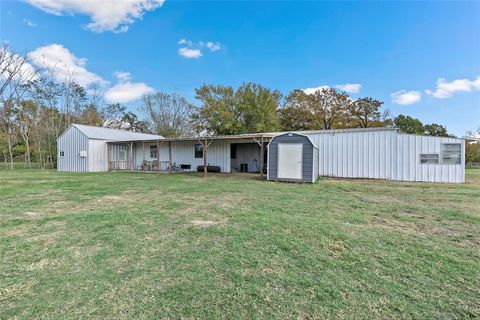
xmin=0 ymin=45 xmax=37 ymax=168
xmin=141 ymin=92 xmax=193 ymax=137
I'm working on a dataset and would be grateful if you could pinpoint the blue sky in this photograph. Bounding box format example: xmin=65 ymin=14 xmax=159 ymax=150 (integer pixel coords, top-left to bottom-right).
xmin=1 ymin=0 xmax=479 ymax=136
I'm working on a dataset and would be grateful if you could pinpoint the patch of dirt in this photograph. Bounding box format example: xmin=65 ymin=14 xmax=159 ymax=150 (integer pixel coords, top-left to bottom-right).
xmin=28 ymin=230 xmax=63 ymax=244
xmin=23 ymin=211 xmax=41 ymax=219
xmin=372 ymin=218 xmax=427 ymax=235
xmin=190 ymin=220 xmax=220 ymax=227
xmin=398 ymin=209 xmax=425 ymax=219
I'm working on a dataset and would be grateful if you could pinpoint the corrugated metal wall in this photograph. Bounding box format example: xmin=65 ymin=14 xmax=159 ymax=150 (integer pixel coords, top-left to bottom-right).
xmin=134 ymin=140 xmax=231 ymax=172
xmin=230 ymin=143 xmax=261 ymax=173
xmin=88 ymin=140 xmax=108 ymax=172
xmin=57 ymin=126 xmax=89 ymax=172
xmin=306 ymin=130 xmax=397 ymax=180
xmin=393 ymin=134 xmax=464 ymax=183
xmin=305 ymin=130 xmax=464 ymax=183
xmin=312 ymin=146 xmax=319 ymax=182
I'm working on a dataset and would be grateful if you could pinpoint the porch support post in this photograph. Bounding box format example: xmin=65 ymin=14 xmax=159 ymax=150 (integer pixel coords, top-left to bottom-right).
xmin=130 ymin=142 xmax=133 ymax=171
xmin=156 ymin=140 xmax=160 ymax=173
xmin=168 ymin=141 xmax=172 ymax=173
xmin=107 ymin=143 xmax=111 ymax=171
xmin=253 ymin=135 xmax=265 ymax=179
xmin=142 ymin=142 xmax=145 ymax=171
xmin=259 ymin=136 xmax=264 ymax=179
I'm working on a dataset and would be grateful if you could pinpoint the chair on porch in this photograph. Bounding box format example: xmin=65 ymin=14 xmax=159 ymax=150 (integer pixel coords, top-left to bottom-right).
xmin=137 ymin=160 xmax=148 ymax=171
xmin=151 ymin=160 xmax=159 ymax=171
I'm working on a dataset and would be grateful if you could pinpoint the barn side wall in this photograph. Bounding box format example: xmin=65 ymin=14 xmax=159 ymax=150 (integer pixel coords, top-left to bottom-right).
xmin=88 ymin=139 xmax=108 ymax=172
xmin=306 ymin=130 xmax=397 ymax=180
xmin=305 ymin=130 xmax=464 ymax=183
xmin=393 ymin=134 xmax=465 ymax=183
xmin=57 ymin=126 xmax=89 ymax=172
xmin=267 ymin=134 xmax=314 ymax=182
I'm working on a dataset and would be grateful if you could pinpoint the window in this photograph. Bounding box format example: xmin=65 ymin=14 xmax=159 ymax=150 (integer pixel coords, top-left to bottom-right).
xmin=59 ymin=151 xmax=65 ymax=157
xmin=194 ymin=144 xmax=203 ymax=158
xmin=79 ymin=150 xmax=87 ymax=158
xmin=230 ymin=144 xmax=237 ymax=159
xmin=442 ymin=143 xmax=461 ymax=164
xmin=420 ymin=154 xmax=438 ymax=164
xmin=119 ymin=145 xmax=128 ymax=161
xmin=150 ymin=145 xmax=157 ymax=158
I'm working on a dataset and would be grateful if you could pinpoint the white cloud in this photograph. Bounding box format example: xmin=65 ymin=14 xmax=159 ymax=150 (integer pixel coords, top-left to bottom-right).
xmin=28 ymin=44 xmax=106 ymax=87
xmin=303 ymin=83 xmax=362 ymax=95
xmin=22 ymin=18 xmax=37 ymax=27
xmin=177 ymin=39 xmax=222 ymax=58
xmin=206 ymin=41 xmax=221 ymax=52
xmin=24 ymin=0 xmax=164 ymax=33
xmin=302 ymin=85 xmax=329 ymax=95
xmin=104 ymin=71 xmax=154 ymax=103
xmin=178 ymin=38 xmax=192 ymax=46
xmin=335 ymin=83 xmax=361 ymax=94
xmin=391 ymin=90 xmax=422 ymax=105
xmin=178 ymin=47 xmax=202 ymax=59
xmin=425 ymin=76 xmax=480 ymax=99
xmin=113 ymin=71 xmax=131 ymax=83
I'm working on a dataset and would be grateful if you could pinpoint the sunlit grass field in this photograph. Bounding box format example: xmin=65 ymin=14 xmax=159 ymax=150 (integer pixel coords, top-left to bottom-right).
xmin=1 ymin=169 xmax=479 ymax=318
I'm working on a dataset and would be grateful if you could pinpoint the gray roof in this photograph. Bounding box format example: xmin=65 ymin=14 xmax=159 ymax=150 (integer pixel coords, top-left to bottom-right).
xmin=72 ymin=124 xmax=163 ymax=141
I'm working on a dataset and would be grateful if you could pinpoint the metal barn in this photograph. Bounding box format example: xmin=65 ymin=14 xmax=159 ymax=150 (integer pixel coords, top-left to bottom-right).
xmin=58 ymin=125 xmax=465 ymax=183
xmin=57 ymin=124 xmax=163 ymax=172
xmin=267 ymin=133 xmax=319 ymax=183
xmin=301 ymin=128 xmax=465 ymax=183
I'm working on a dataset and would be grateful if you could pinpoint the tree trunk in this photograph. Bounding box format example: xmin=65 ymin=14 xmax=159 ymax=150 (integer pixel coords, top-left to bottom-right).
xmin=203 ymin=139 xmax=207 ymax=177
xmin=7 ymin=135 xmax=13 ymax=170
xmin=25 ymin=136 xmax=31 ymax=168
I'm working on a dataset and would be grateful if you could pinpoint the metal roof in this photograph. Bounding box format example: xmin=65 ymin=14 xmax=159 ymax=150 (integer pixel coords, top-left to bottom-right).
xmin=110 ymin=127 xmax=400 ymax=143
xmin=72 ymin=124 xmax=164 ymax=142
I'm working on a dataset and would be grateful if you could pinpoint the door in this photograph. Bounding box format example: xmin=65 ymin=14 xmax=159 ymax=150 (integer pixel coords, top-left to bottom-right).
xmin=277 ymin=143 xmax=303 ymax=180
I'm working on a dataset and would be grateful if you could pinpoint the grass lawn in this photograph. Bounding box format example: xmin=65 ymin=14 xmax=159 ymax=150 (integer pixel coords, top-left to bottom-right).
xmin=1 ymin=170 xmax=479 ymax=319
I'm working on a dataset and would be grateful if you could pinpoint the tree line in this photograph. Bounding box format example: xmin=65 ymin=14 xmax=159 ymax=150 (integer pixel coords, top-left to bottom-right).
xmin=2 ymin=45 xmax=473 ymax=169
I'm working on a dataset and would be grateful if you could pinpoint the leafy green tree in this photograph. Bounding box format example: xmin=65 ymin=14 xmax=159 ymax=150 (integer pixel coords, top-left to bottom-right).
xmin=348 ymin=97 xmax=383 ymax=128
xmin=424 ymin=123 xmax=449 ymax=137
xmin=193 ymin=83 xmax=281 ymax=135
xmin=236 ymin=83 xmax=281 ymax=133
xmin=121 ymin=111 xmax=150 ymax=133
xmin=279 ymin=90 xmax=315 ymax=131
xmin=311 ymin=88 xmax=350 ymax=129
xmin=394 ymin=115 xmax=424 ymax=134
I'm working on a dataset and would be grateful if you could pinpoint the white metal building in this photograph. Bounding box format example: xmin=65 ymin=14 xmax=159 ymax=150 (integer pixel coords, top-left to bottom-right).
xmin=57 ymin=124 xmax=163 ymax=172
xmin=57 ymin=125 xmax=465 ymax=183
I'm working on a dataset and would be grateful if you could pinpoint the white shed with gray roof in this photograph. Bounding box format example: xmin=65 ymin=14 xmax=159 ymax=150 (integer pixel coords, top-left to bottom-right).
xmin=57 ymin=124 xmax=163 ymax=172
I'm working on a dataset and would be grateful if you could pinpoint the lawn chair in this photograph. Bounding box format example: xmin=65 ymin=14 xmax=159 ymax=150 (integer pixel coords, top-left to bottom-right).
xmin=151 ymin=160 xmax=159 ymax=171
xmin=137 ymin=160 xmax=149 ymax=171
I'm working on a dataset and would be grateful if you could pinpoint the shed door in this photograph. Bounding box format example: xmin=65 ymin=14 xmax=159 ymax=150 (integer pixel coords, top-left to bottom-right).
xmin=277 ymin=143 xmax=303 ymax=180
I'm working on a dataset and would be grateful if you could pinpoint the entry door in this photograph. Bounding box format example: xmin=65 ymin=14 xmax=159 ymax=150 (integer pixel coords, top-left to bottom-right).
xmin=277 ymin=143 xmax=303 ymax=180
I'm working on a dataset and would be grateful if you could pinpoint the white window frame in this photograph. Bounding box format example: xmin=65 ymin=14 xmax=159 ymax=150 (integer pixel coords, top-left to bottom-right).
xmin=59 ymin=151 xmax=65 ymax=157
xmin=79 ymin=149 xmax=87 ymax=158
xmin=118 ymin=146 xmax=128 ymax=161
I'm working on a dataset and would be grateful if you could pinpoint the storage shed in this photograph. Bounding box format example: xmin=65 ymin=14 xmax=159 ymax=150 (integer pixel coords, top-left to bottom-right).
xmin=267 ymin=132 xmax=319 ymax=183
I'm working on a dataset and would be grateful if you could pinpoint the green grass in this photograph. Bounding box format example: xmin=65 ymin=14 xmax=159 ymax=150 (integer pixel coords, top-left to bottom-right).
xmin=1 ymin=170 xmax=479 ymax=319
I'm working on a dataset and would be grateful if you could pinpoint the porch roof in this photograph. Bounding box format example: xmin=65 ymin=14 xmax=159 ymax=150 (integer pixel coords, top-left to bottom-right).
xmin=106 ymin=132 xmax=278 ymax=144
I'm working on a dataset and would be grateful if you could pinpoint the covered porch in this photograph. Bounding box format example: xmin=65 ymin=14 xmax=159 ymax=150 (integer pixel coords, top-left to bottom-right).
xmin=106 ymin=133 xmax=275 ymax=177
